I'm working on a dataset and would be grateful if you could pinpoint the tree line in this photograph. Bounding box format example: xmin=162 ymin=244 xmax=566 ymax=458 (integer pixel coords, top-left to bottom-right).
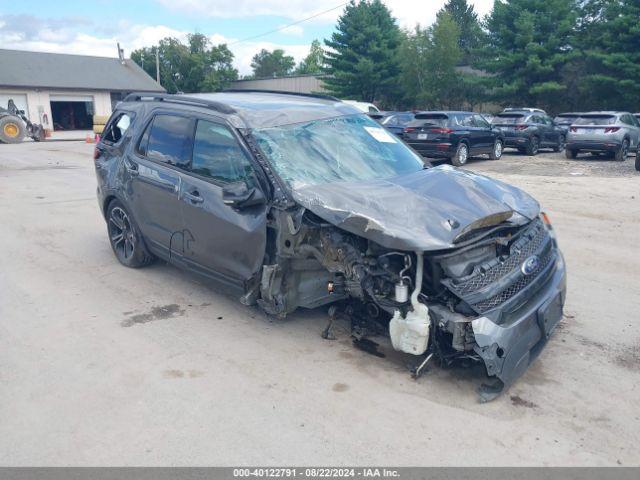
xmin=131 ymin=0 xmax=640 ymax=113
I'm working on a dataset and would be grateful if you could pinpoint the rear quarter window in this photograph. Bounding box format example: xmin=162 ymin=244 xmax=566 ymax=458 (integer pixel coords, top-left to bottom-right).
xmin=102 ymin=112 xmax=134 ymax=144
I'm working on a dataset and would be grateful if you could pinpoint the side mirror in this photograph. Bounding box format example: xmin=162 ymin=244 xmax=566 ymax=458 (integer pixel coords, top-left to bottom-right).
xmin=222 ymin=181 xmax=265 ymax=209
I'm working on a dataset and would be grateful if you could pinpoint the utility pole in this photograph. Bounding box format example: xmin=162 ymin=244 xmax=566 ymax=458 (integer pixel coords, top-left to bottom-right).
xmin=155 ymin=49 xmax=161 ymax=85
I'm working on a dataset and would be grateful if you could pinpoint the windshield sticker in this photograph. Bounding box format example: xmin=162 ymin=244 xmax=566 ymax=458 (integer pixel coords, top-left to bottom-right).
xmin=364 ymin=126 xmax=397 ymax=143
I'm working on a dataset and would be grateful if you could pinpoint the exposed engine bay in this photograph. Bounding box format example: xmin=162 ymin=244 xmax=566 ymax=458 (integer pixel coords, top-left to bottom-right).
xmin=255 ymin=206 xmax=564 ymax=402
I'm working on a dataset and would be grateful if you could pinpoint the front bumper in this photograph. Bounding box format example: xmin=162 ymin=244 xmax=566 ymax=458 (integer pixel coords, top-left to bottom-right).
xmin=566 ymin=140 xmax=621 ymax=152
xmin=471 ymin=252 xmax=567 ymax=401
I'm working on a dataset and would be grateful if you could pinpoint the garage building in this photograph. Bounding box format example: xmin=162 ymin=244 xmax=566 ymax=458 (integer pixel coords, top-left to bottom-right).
xmin=0 ymin=49 xmax=164 ymax=133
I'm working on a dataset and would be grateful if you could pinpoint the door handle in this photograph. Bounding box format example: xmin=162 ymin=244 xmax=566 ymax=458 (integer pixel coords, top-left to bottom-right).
xmin=184 ymin=190 xmax=204 ymax=204
xmin=124 ymin=159 xmax=139 ymax=176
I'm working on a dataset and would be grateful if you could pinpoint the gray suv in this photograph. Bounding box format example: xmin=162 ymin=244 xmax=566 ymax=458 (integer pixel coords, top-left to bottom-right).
xmin=566 ymin=112 xmax=640 ymax=161
xmin=492 ymin=109 xmax=566 ymax=155
xmin=94 ymin=91 xmax=566 ymax=401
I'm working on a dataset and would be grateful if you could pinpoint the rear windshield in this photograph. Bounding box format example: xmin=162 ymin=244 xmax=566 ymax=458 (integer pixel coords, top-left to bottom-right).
xmin=574 ymin=115 xmax=616 ymax=126
xmin=409 ymin=115 xmax=448 ymax=127
xmin=493 ymin=114 xmax=526 ymax=124
xmin=554 ymin=115 xmax=579 ymax=123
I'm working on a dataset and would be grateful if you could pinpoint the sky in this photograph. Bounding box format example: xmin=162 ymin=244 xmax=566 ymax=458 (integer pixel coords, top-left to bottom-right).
xmin=0 ymin=0 xmax=494 ymax=76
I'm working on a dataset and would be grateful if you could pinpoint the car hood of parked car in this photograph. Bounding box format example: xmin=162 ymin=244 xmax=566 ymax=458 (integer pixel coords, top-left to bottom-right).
xmin=292 ymin=165 xmax=540 ymax=251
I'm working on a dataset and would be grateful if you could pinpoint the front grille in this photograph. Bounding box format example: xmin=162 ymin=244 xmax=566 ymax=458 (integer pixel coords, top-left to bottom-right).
xmin=442 ymin=219 xmax=556 ymax=314
xmin=471 ymin=246 xmax=555 ymax=312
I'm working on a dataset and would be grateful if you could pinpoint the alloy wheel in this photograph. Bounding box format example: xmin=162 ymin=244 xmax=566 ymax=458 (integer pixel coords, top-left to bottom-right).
xmin=109 ymin=206 xmax=135 ymax=260
xmin=494 ymin=141 xmax=503 ymax=158
xmin=458 ymin=144 xmax=468 ymax=164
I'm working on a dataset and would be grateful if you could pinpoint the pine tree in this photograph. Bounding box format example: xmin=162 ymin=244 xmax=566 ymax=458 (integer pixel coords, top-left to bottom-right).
xmin=480 ymin=0 xmax=578 ymax=110
xmin=323 ymin=0 xmax=401 ymax=103
xmin=578 ymin=0 xmax=640 ymax=110
xmin=441 ymin=0 xmax=483 ymax=64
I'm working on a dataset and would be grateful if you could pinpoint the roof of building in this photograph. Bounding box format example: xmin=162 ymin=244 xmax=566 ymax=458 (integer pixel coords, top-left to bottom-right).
xmin=123 ymin=91 xmax=361 ymax=129
xmin=0 ymin=49 xmax=165 ymax=92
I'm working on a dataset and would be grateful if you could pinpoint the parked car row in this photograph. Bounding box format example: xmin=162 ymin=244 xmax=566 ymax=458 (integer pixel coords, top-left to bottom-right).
xmin=369 ymin=107 xmax=640 ymax=170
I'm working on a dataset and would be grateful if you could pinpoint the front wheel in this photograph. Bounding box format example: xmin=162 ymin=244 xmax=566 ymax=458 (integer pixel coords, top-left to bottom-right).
xmin=451 ymin=143 xmax=469 ymax=166
xmin=489 ymin=139 xmax=503 ymax=160
xmin=106 ymin=199 xmax=155 ymax=268
xmin=615 ymin=139 xmax=629 ymax=161
xmin=553 ymin=135 xmax=566 ymax=152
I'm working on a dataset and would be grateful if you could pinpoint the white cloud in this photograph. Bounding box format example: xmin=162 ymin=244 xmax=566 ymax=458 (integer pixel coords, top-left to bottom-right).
xmin=0 ymin=1 xmax=496 ymax=78
xmin=278 ymin=24 xmax=305 ymax=36
xmin=154 ymin=0 xmax=495 ymax=27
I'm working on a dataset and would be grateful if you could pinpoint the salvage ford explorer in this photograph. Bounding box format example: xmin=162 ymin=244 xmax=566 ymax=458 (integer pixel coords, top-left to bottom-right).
xmin=94 ymin=91 xmax=567 ymax=402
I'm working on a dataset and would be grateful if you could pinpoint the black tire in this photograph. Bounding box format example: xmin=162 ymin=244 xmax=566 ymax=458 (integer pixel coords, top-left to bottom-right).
xmin=517 ymin=147 xmax=526 ymax=154
xmin=525 ymin=136 xmax=540 ymax=156
xmin=635 ymin=151 xmax=640 ymax=171
xmin=553 ymin=135 xmax=566 ymax=152
xmin=0 ymin=116 xmax=26 ymax=144
xmin=106 ymin=199 xmax=155 ymax=268
xmin=615 ymin=139 xmax=629 ymax=161
xmin=565 ymin=148 xmax=578 ymax=159
xmin=489 ymin=139 xmax=503 ymax=160
xmin=451 ymin=142 xmax=469 ymax=166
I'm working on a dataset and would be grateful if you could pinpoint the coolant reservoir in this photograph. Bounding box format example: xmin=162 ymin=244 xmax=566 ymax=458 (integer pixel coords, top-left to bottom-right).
xmin=389 ymin=303 xmax=430 ymax=355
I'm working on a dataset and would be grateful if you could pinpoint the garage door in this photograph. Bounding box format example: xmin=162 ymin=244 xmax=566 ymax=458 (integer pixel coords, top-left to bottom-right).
xmin=49 ymin=94 xmax=94 ymax=102
xmin=0 ymin=94 xmax=29 ymax=117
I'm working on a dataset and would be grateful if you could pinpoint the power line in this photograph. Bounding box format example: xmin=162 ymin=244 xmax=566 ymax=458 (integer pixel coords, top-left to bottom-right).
xmin=228 ymin=2 xmax=348 ymax=46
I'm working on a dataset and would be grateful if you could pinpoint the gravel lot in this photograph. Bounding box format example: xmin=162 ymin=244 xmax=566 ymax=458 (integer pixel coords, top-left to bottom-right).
xmin=1 ymin=141 xmax=639 ymax=466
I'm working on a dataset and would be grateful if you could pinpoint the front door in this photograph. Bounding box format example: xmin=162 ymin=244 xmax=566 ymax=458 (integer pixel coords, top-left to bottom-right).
xmin=123 ymin=113 xmax=194 ymax=261
xmin=179 ymin=118 xmax=267 ymax=286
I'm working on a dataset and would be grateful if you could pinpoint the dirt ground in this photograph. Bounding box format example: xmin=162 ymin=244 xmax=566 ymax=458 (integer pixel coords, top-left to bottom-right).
xmin=0 ymin=141 xmax=639 ymax=466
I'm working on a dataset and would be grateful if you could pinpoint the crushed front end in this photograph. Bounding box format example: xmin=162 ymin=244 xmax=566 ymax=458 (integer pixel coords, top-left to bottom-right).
xmin=255 ymin=202 xmax=566 ymax=402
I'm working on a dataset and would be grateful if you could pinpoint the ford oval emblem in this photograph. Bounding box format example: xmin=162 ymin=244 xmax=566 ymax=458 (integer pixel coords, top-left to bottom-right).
xmin=521 ymin=255 xmax=540 ymax=276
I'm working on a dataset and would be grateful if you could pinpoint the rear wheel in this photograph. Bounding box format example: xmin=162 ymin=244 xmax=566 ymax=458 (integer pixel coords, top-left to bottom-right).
xmin=106 ymin=199 xmax=155 ymax=268
xmin=553 ymin=135 xmax=566 ymax=152
xmin=489 ymin=139 xmax=503 ymax=160
xmin=566 ymin=148 xmax=578 ymax=159
xmin=635 ymin=150 xmax=640 ymax=171
xmin=525 ymin=136 xmax=540 ymax=155
xmin=451 ymin=142 xmax=469 ymax=166
xmin=615 ymin=139 xmax=629 ymax=161
xmin=0 ymin=116 xmax=26 ymax=144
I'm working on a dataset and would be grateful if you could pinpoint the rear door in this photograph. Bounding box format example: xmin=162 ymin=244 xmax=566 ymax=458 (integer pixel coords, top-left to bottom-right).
xmin=471 ymin=114 xmax=495 ymax=153
xmin=179 ymin=117 xmax=268 ymax=286
xmin=123 ymin=112 xmax=194 ymax=261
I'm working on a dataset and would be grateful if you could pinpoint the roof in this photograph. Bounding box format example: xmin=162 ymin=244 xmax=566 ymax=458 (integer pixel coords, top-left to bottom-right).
xmin=415 ymin=111 xmax=474 ymax=116
xmin=0 ymin=49 xmax=164 ymax=92
xmin=164 ymin=91 xmax=361 ymax=129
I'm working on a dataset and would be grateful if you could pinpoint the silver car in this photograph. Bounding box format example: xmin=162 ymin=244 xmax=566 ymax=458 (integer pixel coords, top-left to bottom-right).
xmin=566 ymin=111 xmax=640 ymax=161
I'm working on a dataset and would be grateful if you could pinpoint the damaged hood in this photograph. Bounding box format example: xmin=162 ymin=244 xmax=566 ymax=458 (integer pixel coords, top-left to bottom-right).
xmin=292 ymin=165 xmax=540 ymax=251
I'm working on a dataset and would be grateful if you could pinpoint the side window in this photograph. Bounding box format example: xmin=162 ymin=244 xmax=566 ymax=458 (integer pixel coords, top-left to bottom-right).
xmin=141 ymin=114 xmax=193 ymax=168
xmin=103 ymin=112 xmax=133 ymax=144
xmin=191 ymin=120 xmax=253 ymax=184
xmin=460 ymin=114 xmax=475 ymax=127
xmin=472 ymin=114 xmax=490 ymax=128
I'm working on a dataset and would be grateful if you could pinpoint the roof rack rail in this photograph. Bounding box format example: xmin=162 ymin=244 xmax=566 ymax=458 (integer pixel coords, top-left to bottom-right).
xmin=222 ymin=89 xmax=340 ymax=102
xmin=123 ymin=92 xmax=236 ymax=115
